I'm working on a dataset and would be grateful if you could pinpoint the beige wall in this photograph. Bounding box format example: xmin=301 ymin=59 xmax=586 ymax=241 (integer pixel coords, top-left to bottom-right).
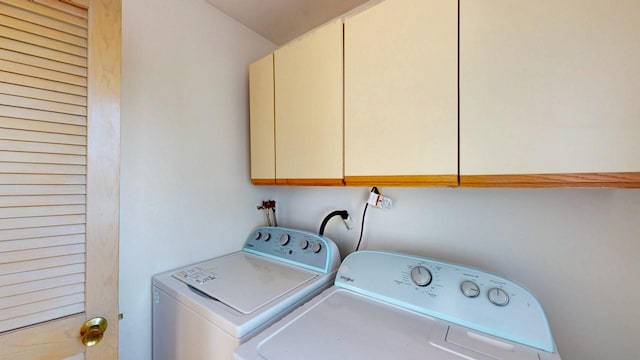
xmin=119 ymin=0 xmax=276 ymax=358
xmin=275 ymin=186 xmax=640 ymax=360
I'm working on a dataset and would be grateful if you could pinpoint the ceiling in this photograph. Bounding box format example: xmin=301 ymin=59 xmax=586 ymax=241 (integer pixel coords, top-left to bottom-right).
xmin=205 ymin=0 xmax=370 ymax=45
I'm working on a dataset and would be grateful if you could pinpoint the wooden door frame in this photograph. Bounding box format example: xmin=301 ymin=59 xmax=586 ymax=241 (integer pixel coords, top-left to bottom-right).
xmin=85 ymin=0 xmax=121 ymax=358
xmin=0 ymin=0 xmax=121 ymax=358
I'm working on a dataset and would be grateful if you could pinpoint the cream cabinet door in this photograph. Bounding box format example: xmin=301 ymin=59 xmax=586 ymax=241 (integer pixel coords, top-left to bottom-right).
xmin=344 ymin=0 xmax=458 ymax=187
xmin=274 ymin=21 xmax=343 ymax=186
xmin=460 ymin=0 xmax=640 ymax=187
xmin=249 ymin=54 xmax=275 ymax=185
xmin=0 ymin=0 xmax=120 ymax=359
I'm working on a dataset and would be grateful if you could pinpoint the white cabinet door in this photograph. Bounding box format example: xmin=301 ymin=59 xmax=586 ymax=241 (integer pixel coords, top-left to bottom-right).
xmin=460 ymin=0 xmax=640 ymax=187
xmin=344 ymin=0 xmax=458 ymax=187
xmin=249 ymin=54 xmax=275 ymax=185
xmin=274 ymin=21 xmax=343 ymax=186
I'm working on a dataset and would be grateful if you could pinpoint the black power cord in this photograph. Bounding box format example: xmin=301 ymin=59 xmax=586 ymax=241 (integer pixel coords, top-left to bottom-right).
xmin=318 ymin=210 xmax=350 ymax=236
xmin=354 ymin=187 xmax=379 ymax=252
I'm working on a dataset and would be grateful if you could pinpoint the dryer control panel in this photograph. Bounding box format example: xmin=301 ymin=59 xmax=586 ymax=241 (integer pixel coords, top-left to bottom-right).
xmin=243 ymin=227 xmax=340 ymax=274
xmin=335 ymin=251 xmax=555 ymax=353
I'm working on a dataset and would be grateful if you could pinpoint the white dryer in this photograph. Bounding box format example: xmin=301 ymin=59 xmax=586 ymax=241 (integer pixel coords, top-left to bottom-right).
xmin=152 ymin=227 xmax=340 ymax=360
xmin=235 ymin=250 xmax=561 ymax=360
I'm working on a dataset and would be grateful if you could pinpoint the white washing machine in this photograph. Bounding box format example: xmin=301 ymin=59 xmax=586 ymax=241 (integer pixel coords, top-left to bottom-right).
xmin=152 ymin=227 xmax=341 ymax=360
xmin=235 ymin=250 xmax=561 ymax=360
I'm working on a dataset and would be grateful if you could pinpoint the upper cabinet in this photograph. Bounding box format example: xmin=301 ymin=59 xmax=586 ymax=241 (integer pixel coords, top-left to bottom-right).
xmin=344 ymin=0 xmax=458 ymax=187
xmin=249 ymin=0 xmax=640 ymax=188
xmin=274 ymin=21 xmax=344 ymax=185
xmin=249 ymin=54 xmax=275 ymax=185
xmin=460 ymin=0 xmax=640 ymax=187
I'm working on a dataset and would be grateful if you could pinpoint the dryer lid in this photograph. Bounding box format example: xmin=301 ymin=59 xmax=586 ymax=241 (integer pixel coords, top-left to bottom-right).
xmin=254 ymin=289 xmax=544 ymax=360
xmin=172 ymin=252 xmax=318 ymax=314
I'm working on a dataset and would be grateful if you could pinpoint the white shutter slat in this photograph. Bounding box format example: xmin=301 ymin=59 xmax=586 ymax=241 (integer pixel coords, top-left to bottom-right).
xmin=0 ymin=71 xmax=85 ymax=96
xmin=0 ymin=265 xmax=84 ymax=289
xmin=0 ymin=243 xmax=85 ymax=263
xmin=0 ymin=151 xmax=86 ymax=165
xmin=0 ymin=224 xmax=85 ymax=242
xmin=0 ymin=162 xmax=86 ymax=175
xmin=0 ymin=58 xmax=86 ymax=87
xmin=0 ymin=185 xmax=85 ymax=196
xmin=0 ymin=118 xmax=85 ymax=136
xmin=31 ymin=0 xmax=87 ymax=20
xmin=0 ymin=37 xmax=86 ymax=68
xmin=0 ymin=233 xmax=84 ymax=252
xmin=0 ymin=25 xmax=86 ymax=58
xmin=0 ymin=215 xmax=85 ymax=231
xmin=0 ymin=105 xmax=86 ymax=126
xmin=0 ymin=253 xmax=85 ymax=275
xmin=0 ymin=174 xmax=85 ymax=185
xmin=0 ymin=82 xmax=86 ymax=107
xmin=0 ymin=293 xmax=84 ymax=322
xmin=1 ymin=0 xmax=86 ymax=29
xmin=0 ymin=93 xmax=87 ymax=116
xmin=60 ymin=0 xmax=88 ymax=10
xmin=0 ymin=49 xmax=86 ymax=77
xmin=0 ymin=140 xmax=85 ymax=155
xmin=0 ymin=3 xmax=86 ymax=38
xmin=0 ymin=302 xmax=84 ymax=333
xmin=0 ymin=283 xmax=84 ymax=310
xmin=0 ymin=195 xmax=85 ymax=207
xmin=0 ymin=59 xmax=87 ymax=88
xmin=0 ymin=128 xmax=86 ymax=145
xmin=0 ymin=206 xmax=85 ymax=219
xmin=0 ymin=14 xmax=86 ymax=47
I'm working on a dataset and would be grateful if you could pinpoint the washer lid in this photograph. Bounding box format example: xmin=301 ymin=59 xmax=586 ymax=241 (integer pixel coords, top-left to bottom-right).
xmin=172 ymin=252 xmax=318 ymax=314
xmin=254 ymin=289 xmax=544 ymax=360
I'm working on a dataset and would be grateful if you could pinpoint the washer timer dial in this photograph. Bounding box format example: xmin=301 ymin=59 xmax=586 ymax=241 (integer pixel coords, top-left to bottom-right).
xmin=410 ymin=266 xmax=432 ymax=287
xmin=460 ymin=280 xmax=480 ymax=298
xmin=488 ymin=287 xmax=510 ymax=306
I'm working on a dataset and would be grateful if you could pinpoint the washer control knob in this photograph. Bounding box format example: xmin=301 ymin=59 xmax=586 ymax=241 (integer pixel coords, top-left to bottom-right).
xmin=488 ymin=288 xmax=509 ymax=306
xmin=299 ymin=239 xmax=309 ymax=250
xmin=460 ymin=281 xmax=480 ymax=298
xmin=254 ymin=232 xmax=262 ymax=240
xmin=263 ymin=233 xmax=271 ymax=241
xmin=410 ymin=266 xmax=432 ymax=287
xmin=311 ymin=242 xmax=322 ymax=253
xmin=279 ymin=234 xmax=290 ymax=246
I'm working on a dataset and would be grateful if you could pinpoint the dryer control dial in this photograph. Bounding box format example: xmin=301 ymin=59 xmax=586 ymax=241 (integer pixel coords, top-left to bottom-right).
xmin=311 ymin=242 xmax=322 ymax=253
xmin=460 ymin=281 xmax=480 ymax=298
xmin=488 ymin=287 xmax=509 ymax=306
xmin=299 ymin=239 xmax=309 ymax=250
xmin=279 ymin=234 xmax=290 ymax=245
xmin=410 ymin=266 xmax=432 ymax=287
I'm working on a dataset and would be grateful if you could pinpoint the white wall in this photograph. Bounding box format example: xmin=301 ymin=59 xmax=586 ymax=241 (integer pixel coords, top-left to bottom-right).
xmin=119 ymin=1 xmax=640 ymax=360
xmin=120 ymin=0 xmax=276 ymax=358
xmin=274 ymin=186 xmax=640 ymax=360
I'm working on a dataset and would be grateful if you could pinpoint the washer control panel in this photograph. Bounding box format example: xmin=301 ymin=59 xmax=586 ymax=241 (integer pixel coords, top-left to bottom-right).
xmin=336 ymin=251 xmax=554 ymax=353
xmin=243 ymin=227 xmax=339 ymax=274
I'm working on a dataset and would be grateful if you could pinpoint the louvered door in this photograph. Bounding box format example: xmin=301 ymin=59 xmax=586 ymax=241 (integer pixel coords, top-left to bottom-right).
xmin=0 ymin=0 xmax=120 ymax=359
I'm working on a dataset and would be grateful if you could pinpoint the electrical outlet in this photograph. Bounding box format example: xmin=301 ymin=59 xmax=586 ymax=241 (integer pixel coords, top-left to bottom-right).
xmin=367 ymin=192 xmax=392 ymax=210
xmin=378 ymin=195 xmax=392 ymax=210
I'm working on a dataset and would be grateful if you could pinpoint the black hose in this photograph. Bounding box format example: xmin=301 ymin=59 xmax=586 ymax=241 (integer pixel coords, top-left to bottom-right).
xmin=318 ymin=210 xmax=349 ymax=236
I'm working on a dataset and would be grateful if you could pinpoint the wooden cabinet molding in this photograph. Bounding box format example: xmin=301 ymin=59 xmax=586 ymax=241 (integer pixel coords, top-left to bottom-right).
xmin=461 ymin=173 xmax=640 ymax=188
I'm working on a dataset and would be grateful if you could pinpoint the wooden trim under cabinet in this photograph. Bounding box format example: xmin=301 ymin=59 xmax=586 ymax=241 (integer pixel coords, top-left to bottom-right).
xmin=460 ymin=172 xmax=640 ymax=188
xmin=251 ymin=178 xmax=276 ymax=185
xmin=345 ymin=175 xmax=458 ymax=187
xmin=275 ymin=178 xmax=344 ymax=186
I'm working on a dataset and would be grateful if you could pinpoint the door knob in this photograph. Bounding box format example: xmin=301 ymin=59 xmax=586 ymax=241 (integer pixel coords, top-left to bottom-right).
xmin=80 ymin=317 xmax=108 ymax=347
